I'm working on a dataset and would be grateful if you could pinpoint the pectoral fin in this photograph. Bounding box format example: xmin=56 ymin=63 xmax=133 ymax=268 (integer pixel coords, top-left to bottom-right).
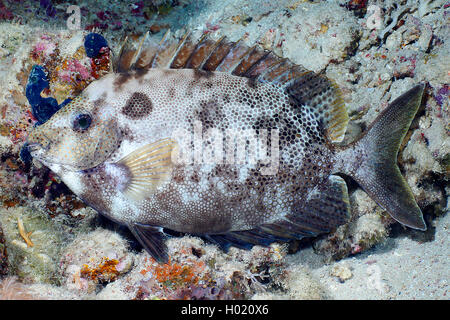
xmin=117 ymin=138 xmax=178 ymax=202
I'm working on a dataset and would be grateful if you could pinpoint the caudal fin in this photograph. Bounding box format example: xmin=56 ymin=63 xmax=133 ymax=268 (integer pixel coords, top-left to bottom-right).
xmin=338 ymin=84 xmax=426 ymax=230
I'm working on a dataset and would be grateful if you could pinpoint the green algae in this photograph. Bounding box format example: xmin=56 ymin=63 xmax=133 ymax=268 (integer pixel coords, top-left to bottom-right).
xmin=0 ymin=206 xmax=65 ymax=284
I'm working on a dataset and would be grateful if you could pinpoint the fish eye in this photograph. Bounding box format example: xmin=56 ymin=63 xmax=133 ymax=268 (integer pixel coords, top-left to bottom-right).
xmin=73 ymin=113 xmax=92 ymax=132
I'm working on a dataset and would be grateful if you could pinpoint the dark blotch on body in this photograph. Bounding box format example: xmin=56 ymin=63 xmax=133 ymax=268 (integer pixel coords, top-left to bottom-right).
xmin=193 ymin=69 xmax=213 ymax=80
xmin=92 ymin=92 xmax=107 ymax=110
xmin=114 ymin=72 xmax=132 ymax=90
xmin=122 ymin=92 xmax=153 ymax=119
xmin=196 ymin=99 xmax=224 ymax=129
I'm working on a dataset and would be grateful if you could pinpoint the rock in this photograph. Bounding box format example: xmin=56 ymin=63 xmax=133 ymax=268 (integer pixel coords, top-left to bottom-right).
xmin=59 ymin=228 xmax=134 ymax=293
xmin=281 ymin=1 xmax=360 ymax=72
xmin=330 ymin=263 xmax=353 ymax=282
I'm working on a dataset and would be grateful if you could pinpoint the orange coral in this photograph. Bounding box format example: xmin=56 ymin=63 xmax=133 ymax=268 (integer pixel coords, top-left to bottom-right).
xmin=2 ymin=199 xmax=19 ymax=208
xmin=90 ymin=47 xmax=111 ymax=79
xmin=80 ymin=257 xmax=120 ymax=282
xmin=140 ymin=257 xmax=208 ymax=289
xmin=155 ymin=259 xmax=199 ymax=287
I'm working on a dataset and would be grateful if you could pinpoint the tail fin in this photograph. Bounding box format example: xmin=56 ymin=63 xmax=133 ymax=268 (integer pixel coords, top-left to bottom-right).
xmin=337 ymin=84 xmax=426 ymax=230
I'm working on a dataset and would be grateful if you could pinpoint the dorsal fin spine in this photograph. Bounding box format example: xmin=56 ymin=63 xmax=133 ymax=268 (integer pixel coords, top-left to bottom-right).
xmin=164 ymin=31 xmax=191 ymax=69
xmin=243 ymin=51 xmax=279 ymax=80
xmin=184 ymin=33 xmax=209 ymax=68
xmin=202 ymin=36 xmax=234 ymax=71
xmin=129 ymin=31 xmax=149 ymax=70
xmin=149 ymin=29 xmax=173 ymax=68
xmin=241 ymin=49 xmax=272 ymax=78
xmin=197 ymin=35 xmax=226 ymax=70
xmin=215 ymin=39 xmax=249 ymax=72
xmin=169 ymin=31 xmax=196 ymax=69
xmin=256 ymin=58 xmax=286 ymax=83
xmin=229 ymin=45 xmax=258 ymax=75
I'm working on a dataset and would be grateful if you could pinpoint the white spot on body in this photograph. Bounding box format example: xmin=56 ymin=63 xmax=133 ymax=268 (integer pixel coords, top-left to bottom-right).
xmin=216 ymin=180 xmax=226 ymax=193
xmin=104 ymin=163 xmax=129 ymax=192
xmin=60 ymin=171 xmax=85 ymax=195
xmin=181 ymin=189 xmax=200 ymax=204
xmin=238 ymin=166 xmax=249 ymax=182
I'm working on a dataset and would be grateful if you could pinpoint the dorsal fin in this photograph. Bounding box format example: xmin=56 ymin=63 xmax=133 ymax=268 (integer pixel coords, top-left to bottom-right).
xmin=116 ymin=30 xmax=182 ymax=71
xmin=114 ymin=30 xmax=349 ymax=142
xmin=285 ymin=68 xmax=348 ymax=143
xmin=185 ymin=35 xmax=223 ymax=69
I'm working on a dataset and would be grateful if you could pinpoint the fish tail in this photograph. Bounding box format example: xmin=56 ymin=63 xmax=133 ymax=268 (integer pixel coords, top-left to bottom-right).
xmin=336 ymin=84 xmax=426 ymax=230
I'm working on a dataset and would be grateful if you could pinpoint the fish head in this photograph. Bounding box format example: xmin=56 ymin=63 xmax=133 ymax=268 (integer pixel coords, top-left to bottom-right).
xmin=26 ymin=95 xmax=121 ymax=173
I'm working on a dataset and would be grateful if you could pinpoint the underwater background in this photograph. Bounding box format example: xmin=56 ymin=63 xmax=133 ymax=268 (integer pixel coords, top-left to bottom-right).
xmin=0 ymin=0 xmax=448 ymax=299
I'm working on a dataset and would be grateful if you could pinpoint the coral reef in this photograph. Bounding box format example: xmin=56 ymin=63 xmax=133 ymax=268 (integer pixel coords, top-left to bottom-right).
xmin=0 ymin=0 xmax=447 ymax=299
xmin=93 ymin=236 xmax=287 ymax=300
xmin=60 ymin=228 xmax=134 ymax=294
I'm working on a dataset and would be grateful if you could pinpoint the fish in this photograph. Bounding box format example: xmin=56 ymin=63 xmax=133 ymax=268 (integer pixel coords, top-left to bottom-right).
xmin=25 ymin=31 xmax=426 ymax=262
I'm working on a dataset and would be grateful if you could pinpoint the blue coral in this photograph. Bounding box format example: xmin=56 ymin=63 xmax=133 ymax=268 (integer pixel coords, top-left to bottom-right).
xmin=26 ymin=65 xmax=61 ymax=125
xmin=84 ymin=33 xmax=108 ymax=58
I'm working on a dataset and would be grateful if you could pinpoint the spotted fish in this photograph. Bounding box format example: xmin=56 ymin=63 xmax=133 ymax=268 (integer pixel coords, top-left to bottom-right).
xmin=26 ymin=31 xmax=426 ymax=262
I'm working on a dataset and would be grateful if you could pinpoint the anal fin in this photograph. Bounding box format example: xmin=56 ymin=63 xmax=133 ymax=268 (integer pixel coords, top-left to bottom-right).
xmin=287 ymin=174 xmax=351 ymax=234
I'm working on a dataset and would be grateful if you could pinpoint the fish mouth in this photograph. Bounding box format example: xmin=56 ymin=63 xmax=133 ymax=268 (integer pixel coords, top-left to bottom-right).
xmin=25 ymin=140 xmax=82 ymax=172
xmin=25 ymin=140 xmax=53 ymax=165
xmin=26 ymin=140 xmax=50 ymax=155
xmin=26 ymin=141 xmax=67 ymax=174
xmin=26 ymin=142 xmax=43 ymax=154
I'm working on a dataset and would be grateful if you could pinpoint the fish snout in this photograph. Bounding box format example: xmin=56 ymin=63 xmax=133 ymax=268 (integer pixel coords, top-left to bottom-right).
xmin=26 ymin=130 xmax=52 ymax=156
xmin=24 ymin=142 xmax=47 ymax=159
xmin=26 ymin=142 xmax=45 ymax=153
